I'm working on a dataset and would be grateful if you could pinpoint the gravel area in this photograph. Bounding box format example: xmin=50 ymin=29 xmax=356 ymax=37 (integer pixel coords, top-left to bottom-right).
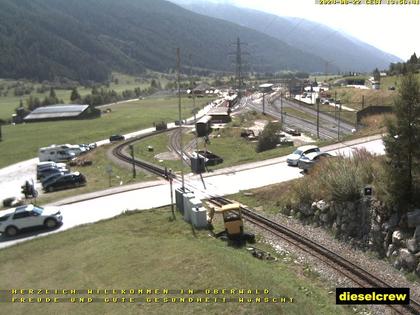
xmin=0 ymin=158 xmax=41 ymax=203
xmin=244 ymin=210 xmax=420 ymax=315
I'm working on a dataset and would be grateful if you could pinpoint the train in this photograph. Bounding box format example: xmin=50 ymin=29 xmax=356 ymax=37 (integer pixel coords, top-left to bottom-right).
xmin=227 ymin=94 xmax=238 ymax=108
xmin=195 ymin=115 xmax=212 ymax=137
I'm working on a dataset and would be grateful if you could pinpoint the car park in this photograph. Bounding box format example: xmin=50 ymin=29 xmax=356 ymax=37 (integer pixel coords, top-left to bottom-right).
xmin=0 ymin=204 xmax=63 ymax=237
xmin=298 ymin=152 xmax=333 ymax=172
xmin=43 ymin=172 xmax=86 ymax=192
xmin=286 ymin=145 xmax=320 ymax=166
xmin=109 ymin=134 xmax=125 ymax=142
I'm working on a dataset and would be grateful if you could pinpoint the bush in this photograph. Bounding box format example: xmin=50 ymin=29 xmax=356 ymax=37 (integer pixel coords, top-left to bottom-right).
xmin=256 ymin=122 xmax=282 ymax=152
xmin=290 ymin=148 xmax=384 ymax=204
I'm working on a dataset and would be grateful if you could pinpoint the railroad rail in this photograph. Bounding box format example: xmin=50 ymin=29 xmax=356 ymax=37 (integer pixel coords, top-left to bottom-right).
xmin=112 ymin=129 xmax=173 ymax=177
xmin=208 ymin=196 xmax=420 ymax=315
xmin=248 ymin=102 xmax=339 ymax=139
xmin=111 ymin=117 xmax=420 ymax=314
xmin=279 ymin=98 xmax=355 ymax=133
xmin=168 ymin=128 xmax=196 ymax=167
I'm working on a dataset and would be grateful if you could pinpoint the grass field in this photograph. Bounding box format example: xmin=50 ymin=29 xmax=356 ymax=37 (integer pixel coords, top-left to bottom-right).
xmin=0 ymin=208 xmax=353 ymax=315
xmin=380 ymin=73 xmax=420 ymax=91
xmin=205 ymin=128 xmax=295 ymax=170
xmin=131 ymin=112 xmax=296 ymax=174
xmin=0 ymin=97 xmax=210 ymax=168
xmin=0 ymin=73 xmax=157 ymax=120
xmin=0 ymin=80 xmax=91 ymax=120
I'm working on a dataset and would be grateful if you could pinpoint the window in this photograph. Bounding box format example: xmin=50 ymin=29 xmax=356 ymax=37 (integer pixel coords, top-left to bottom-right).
xmin=50 ymin=152 xmax=55 ymax=155
xmin=0 ymin=215 xmax=10 ymax=222
xmin=32 ymin=206 xmax=44 ymax=215
xmin=13 ymin=211 xmax=31 ymax=219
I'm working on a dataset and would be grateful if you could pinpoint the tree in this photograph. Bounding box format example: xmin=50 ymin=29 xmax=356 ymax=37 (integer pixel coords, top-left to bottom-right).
xmin=26 ymin=96 xmax=41 ymax=111
xmin=383 ymin=73 xmax=420 ymax=211
xmin=409 ymin=52 xmax=418 ymax=65
xmin=256 ymin=122 xmax=282 ymax=153
xmin=49 ymin=87 xmax=56 ymax=99
xmin=70 ymin=87 xmax=81 ymax=102
xmin=372 ymin=68 xmax=381 ymax=82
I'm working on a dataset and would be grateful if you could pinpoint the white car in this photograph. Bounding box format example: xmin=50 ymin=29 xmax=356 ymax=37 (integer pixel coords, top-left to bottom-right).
xmin=286 ymin=145 xmax=320 ymax=166
xmin=0 ymin=204 xmax=63 ymax=237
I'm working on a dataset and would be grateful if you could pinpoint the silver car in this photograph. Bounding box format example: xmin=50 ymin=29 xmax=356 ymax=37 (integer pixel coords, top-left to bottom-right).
xmin=286 ymin=145 xmax=320 ymax=166
xmin=298 ymin=152 xmax=333 ymax=172
xmin=0 ymin=204 xmax=63 ymax=237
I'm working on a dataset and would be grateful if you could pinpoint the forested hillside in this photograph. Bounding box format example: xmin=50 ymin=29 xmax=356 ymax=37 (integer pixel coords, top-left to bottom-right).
xmin=0 ymin=0 xmax=331 ymax=83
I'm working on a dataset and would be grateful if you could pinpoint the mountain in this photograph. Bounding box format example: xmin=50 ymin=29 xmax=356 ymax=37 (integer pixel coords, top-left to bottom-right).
xmin=0 ymin=0 xmax=334 ymax=83
xmin=176 ymin=1 xmax=402 ymax=73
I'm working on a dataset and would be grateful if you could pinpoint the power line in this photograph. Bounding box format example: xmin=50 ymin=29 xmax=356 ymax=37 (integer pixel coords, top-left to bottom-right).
xmin=229 ymin=37 xmax=249 ymax=93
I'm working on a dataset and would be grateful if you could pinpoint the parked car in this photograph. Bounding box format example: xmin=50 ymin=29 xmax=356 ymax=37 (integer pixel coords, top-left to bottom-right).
xmin=109 ymin=134 xmax=125 ymax=142
xmin=38 ymin=146 xmax=76 ymax=162
xmin=37 ymin=161 xmax=66 ymax=172
xmin=41 ymin=172 xmax=67 ymax=187
xmin=284 ymin=127 xmax=301 ymax=136
xmin=37 ymin=166 xmax=69 ymax=181
xmin=43 ymin=172 xmax=86 ymax=192
xmin=286 ymin=145 xmax=320 ymax=166
xmin=298 ymin=152 xmax=334 ymax=172
xmin=78 ymin=144 xmax=91 ymax=153
xmin=0 ymin=204 xmax=63 ymax=237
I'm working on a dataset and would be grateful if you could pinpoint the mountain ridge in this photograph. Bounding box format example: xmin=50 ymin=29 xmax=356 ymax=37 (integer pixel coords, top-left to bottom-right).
xmin=176 ymin=1 xmax=402 ymax=73
xmin=0 ymin=0 xmax=335 ymax=82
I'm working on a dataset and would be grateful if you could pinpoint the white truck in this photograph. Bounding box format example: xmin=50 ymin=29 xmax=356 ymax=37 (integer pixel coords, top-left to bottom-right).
xmin=38 ymin=146 xmax=76 ymax=162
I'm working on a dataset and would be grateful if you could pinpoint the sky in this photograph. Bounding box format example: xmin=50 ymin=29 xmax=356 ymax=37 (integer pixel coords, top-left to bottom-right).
xmin=178 ymin=0 xmax=419 ymax=60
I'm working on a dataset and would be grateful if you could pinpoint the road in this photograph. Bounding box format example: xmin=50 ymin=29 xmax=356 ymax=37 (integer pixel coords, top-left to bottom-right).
xmin=0 ymin=135 xmax=385 ymax=249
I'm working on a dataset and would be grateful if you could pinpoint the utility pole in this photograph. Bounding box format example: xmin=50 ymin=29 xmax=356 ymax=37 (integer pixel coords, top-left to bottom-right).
xmin=168 ymin=169 xmax=175 ymax=220
xmin=316 ymin=97 xmax=320 ymax=139
xmin=262 ymin=91 xmax=265 ymax=115
xmin=362 ymin=95 xmax=365 ymax=110
xmin=325 ymin=61 xmax=329 ymax=77
xmin=129 ymin=144 xmax=136 ymax=178
xmin=177 ymin=48 xmax=185 ymax=191
xmin=280 ymin=92 xmax=284 ymax=124
xmin=229 ymin=37 xmax=249 ymax=97
xmin=189 ymin=54 xmax=198 ymax=152
xmin=235 ymin=37 xmax=243 ymax=94
xmin=338 ymin=103 xmax=342 ymax=140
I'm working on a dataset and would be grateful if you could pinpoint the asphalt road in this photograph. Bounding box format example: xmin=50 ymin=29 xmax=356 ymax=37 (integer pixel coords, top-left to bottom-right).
xmin=0 ymin=136 xmax=384 ymax=249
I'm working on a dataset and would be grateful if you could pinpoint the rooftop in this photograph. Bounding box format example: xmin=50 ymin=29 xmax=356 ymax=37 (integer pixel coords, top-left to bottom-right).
xmin=24 ymin=104 xmax=90 ymax=121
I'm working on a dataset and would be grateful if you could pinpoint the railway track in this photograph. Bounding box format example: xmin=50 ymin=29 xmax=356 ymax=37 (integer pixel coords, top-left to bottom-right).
xmin=111 ymin=118 xmax=420 ymax=314
xmin=208 ymin=196 xmax=420 ymax=315
xmin=248 ymin=102 xmax=338 ymax=139
xmin=112 ymin=129 xmax=173 ymax=177
xmin=168 ymin=128 xmax=195 ymax=167
xmin=279 ymin=98 xmax=355 ymax=133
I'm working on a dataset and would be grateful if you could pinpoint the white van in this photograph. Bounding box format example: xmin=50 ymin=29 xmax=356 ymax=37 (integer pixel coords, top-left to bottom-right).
xmin=49 ymin=144 xmax=83 ymax=156
xmin=38 ymin=147 xmax=76 ymax=162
